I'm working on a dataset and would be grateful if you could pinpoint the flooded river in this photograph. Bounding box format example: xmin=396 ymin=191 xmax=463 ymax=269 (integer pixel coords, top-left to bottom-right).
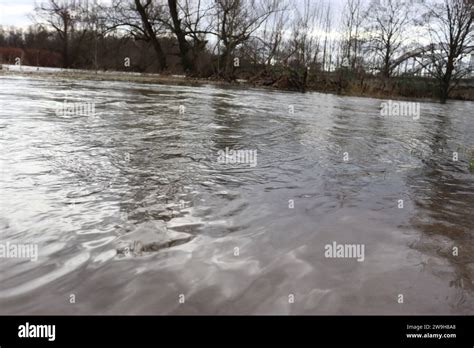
xmin=0 ymin=74 xmax=473 ymax=314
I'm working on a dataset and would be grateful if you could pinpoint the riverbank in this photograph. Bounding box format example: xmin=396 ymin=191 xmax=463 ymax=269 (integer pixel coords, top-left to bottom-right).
xmin=0 ymin=65 xmax=217 ymax=88
xmin=246 ymin=67 xmax=474 ymax=102
xmin=1 ymin=64 xmax=473 ymax=102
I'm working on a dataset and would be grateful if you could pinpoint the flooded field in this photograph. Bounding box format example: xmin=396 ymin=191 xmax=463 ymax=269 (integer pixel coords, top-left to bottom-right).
xmin=0 ymin=74 xmax=473 ymax=314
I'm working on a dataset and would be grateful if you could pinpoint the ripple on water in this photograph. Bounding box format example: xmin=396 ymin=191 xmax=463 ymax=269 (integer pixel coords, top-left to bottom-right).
xmin=0 ymin=75 xmax=473 ymax=314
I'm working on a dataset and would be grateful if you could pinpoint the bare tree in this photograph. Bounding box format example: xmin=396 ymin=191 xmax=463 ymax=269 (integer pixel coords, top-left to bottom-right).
xmin=256 ymin=0 xmax=289 ymax=67
xmin=163 ymin=0 xmax=213 ymax=75
xmin=80 ymin=0 xmax=109 ymax=70
xmin=321 ymin=3 xmax=332 ymax=71
xmin=166 ymin=0 xmax=193 ymax=73
xmin=212 ymin=0 xmax=279 ymax=79
xmin=133 ymin=0 xmax=168 ymax=70
xmin=105 ymin=0 xmax=168 ymax=71
xmin=287 ymin=0 xmax=321 ymax=69
xmin=34 ymin=0 xmax=89 ymax=68
xmin=419 ymin=0 xmax=473 ymax=103
xmin=340 ymin=0 xmax=365 ymax=70
xmin=364 ymin=0 xmax=411 ymax=77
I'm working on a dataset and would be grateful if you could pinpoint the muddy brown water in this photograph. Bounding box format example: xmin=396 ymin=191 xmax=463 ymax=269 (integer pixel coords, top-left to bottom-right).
xmin=0 ymin=74 xmax=473 ymax=314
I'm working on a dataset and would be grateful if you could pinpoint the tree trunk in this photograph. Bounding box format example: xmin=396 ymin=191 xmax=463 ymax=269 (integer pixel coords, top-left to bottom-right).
xmin=439 ymin=56 xmax=455 ymax=104
xmin=134 ymin=0 xmax=167 ymax=71
xmin=301 ymin=67 xmax=308 ymax=93
xmin=382 ymin=49 xmax=391 ymax=78
xmin=439 ymin=82 xmax=448 ymax=104
xmin=220 ymin=46 xmax=233 ymax=80
xmin=62 ymin=20 xmax=69 ymax=68
xmin=168 ymin=0 xmax=194 ymax=74
xmin=63 ymin=36 xmax=69 ymax=68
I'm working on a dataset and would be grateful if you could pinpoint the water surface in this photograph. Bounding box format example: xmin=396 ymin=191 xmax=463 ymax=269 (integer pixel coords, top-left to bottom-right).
xmin=0 ymin=75 xmax=473 ymax=314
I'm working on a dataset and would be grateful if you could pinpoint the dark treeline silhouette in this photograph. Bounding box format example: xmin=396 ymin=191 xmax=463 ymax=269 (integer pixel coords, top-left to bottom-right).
xmin=0 ymin=0 xmax=472 ymax=102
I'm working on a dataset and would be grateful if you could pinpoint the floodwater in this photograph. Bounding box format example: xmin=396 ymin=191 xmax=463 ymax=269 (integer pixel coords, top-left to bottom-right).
xmin=0 ymin=74 xmax=473 ymax=314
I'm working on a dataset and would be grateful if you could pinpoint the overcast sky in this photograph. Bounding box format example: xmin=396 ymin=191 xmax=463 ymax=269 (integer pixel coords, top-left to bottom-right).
xmin=0 ymin=0 xmax=347 ymax=29
xmin=0 ymin=0 xmax=36 ymax=28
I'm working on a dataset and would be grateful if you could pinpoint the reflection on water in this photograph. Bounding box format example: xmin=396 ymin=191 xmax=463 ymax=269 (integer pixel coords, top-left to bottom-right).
xmin=0 ymin=75 xmax=473 ymax=314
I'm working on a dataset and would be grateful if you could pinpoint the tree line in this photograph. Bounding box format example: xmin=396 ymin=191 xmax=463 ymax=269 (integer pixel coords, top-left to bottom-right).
xmin=0 ymin=0 xmax=472 ymax=102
